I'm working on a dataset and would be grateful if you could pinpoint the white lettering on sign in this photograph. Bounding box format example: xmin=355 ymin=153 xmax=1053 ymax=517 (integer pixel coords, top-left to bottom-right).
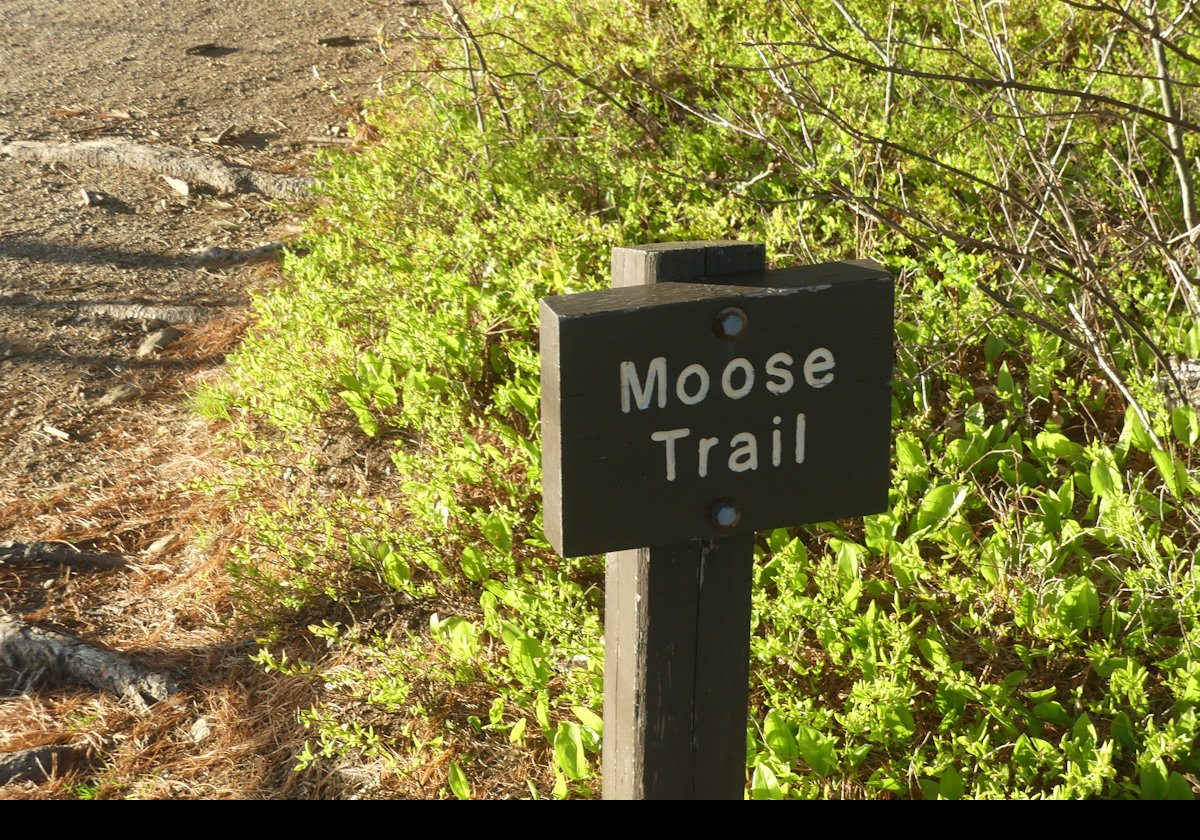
xmin=619 ymin=348 xmax=834 ymax=411
xmin=771 ymin=415 xmax=782 ymax=466
xmin=721 ymin=358 xmax=755 ymax=400
xmin=651 ymin=428 xmax=690 ymax=481
xmin=728 ymin=432 xmax=758 ymax=472
xmin=621 ymin=348 xmax=829 ymax=481
xmin=676 ymin=363 xmax=710 ymax=405
xmin=651 ymin=414 xmax=807 ymax=481
xmin=795 ymin=412 xmax=806 ymax=464
xmin=803 ymin=348 xmax=835 ymax=388
xmin=698 ymin=436 xmax=719 ymax=477
xmin=765 ymin=352 xmax=794 ymax=395
xmin=620 ymin=357 xmax=667 ymax=413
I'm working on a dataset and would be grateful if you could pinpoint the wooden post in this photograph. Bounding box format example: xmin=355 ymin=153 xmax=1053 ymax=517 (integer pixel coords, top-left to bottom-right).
xmin=540 ymin=241 xmax=893 ymax=798
xmin=603 ymin=241 xmax=764 ymax=800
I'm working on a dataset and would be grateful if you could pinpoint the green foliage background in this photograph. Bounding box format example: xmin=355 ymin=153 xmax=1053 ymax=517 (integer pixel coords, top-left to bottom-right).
xmin=200 ymin=0 xmax=1200 ymax=798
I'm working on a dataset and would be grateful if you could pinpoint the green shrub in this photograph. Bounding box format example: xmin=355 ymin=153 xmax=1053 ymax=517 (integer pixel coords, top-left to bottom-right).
xmin=205 ymin=0 xmax=1200 ymax=798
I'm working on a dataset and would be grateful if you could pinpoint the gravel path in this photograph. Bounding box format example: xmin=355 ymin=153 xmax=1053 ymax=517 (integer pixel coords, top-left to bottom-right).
xmin=0 ymin=0 xmax=422 ymax=798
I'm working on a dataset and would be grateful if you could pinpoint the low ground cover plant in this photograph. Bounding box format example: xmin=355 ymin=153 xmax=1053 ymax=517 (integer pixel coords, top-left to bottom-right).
xmin=201 ymin=0 xmax=1200 ymax=798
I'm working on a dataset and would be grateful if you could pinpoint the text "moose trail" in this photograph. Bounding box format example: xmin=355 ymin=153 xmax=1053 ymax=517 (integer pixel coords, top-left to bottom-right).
xmin=620 ymin=349 xmax=835 ymax=480
xmin=540 ymin=261 xmax=893 ymax=557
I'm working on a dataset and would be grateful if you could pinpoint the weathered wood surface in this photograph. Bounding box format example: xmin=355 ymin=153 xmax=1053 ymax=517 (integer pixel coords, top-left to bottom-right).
xmin=0 ymin=742 xmax=94 ymax=785
xmin=604 ymin=534 xmax=755 ymax=799
xmin=0 ymin=292 xmax=212 ymax=325
xmin=599 ymin=241 xmax=762 ymax=800
xmin=0 ymin=615 xmax=176 ymax=704
xmin=68 ymin=299 xmax=212 ymax=324
xmin=0 ymin=541 xmax=126 ymax=571
xmin=541 ymin=260 xmax=893 ymax=557
xmin=1 ymin=139 xmax=315 ymax=199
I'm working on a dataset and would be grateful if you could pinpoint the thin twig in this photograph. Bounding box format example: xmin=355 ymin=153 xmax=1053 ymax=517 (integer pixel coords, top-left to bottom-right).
xmin=1069 ymin=302 xmax=1164 ymax=450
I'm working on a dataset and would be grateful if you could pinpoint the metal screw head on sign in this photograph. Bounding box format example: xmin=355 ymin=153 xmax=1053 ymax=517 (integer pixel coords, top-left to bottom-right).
xmin=708 ymin=499 xmax=742 ymax=530
xmin=712 ymin=307 xmax=748 ymax=341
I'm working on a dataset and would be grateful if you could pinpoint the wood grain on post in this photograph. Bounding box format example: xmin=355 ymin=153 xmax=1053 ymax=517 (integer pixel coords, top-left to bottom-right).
xmin=603 ymin=241 xmax=763 ymax=800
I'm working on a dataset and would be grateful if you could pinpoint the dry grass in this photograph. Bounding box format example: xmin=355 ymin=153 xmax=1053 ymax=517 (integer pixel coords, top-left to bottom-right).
xmin=0 ymin=305 xmax=343 ymax=799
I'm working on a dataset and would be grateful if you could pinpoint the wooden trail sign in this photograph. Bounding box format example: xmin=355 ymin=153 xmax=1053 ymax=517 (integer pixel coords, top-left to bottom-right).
xmin=541 ymin=251 xmax=893 ymax=557
xmin=539 ymin=242 xmax=893 ymax=799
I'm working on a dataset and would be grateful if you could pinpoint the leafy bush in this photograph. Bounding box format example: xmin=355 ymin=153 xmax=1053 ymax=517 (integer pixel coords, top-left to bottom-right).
xmin=203 ymin=0 xmax=1200 ymax=798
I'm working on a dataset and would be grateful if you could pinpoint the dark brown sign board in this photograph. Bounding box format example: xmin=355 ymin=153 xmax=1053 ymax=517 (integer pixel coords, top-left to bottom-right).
xmin=541 ymin=260 xmax=893 ymax=558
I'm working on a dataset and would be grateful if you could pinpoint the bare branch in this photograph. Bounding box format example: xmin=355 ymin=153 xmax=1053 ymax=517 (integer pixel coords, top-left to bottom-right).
xmin=1146 ymin=0 xmax=1198 ymax=237
xmin=1064 ymin=0 xmax=1200 ymax=69
xmin=1070 ymin=302 xmax=1164 ymax=450
xmin=737 ymin=40 xmax=1200 ymax=135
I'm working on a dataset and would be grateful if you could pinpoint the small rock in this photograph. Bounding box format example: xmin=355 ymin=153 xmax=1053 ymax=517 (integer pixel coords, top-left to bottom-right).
xmin=42 ymin=424 xmax=70 ymax=440
xmin=190 ymin=717 xmax=212 ymax=743
xmin=94 ymin=383 xmax=141 ymax=407
xmin=161 ymin=175 xmax=190 ymax=196
xmin=147 ymin=534 xmax=177 ymax=555
xmin=138 ymin=326 xmax=183 ymax=357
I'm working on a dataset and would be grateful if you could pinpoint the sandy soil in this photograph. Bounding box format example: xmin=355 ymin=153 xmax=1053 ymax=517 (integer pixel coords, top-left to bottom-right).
xmin=0 ymin=0 xmax=424 ymax=798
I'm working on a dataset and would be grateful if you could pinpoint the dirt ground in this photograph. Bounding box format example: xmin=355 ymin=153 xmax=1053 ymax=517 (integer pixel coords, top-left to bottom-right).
xmin=0 ymin=0 xmax=424 ymax=798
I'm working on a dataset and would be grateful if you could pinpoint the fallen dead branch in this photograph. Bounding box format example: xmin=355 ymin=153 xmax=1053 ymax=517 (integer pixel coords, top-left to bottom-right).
xmin=0 ymin=541 xmax=126 ymax=571
xmin=190 ymin=241 xmax=296 ymax=265
xmin=0 ymin=742 xmax=95 ymax=785
xmin=1 ymin=139 xmax=315 ymax=200
xmin=0 ymin=292 xmax=212 ymax=324
xmin=69 ymin=300 xmax=212 ymax=324
xmin=0 ymin=615 xmax=176 ymax=705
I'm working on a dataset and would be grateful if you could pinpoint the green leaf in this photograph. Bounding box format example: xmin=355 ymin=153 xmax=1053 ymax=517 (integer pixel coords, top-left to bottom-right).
xmin=984 ymin=332 xmax=1007 ymax=364
xmin=1152 ymin=448 xmax=1188 ymax=500
xmin=938 ymin=765 xmax=964 ymax=800
xmin=1089 ymin=456 xmax=1120 ymax=497
xmin=1032 ymin=701 xmax=1072 ymax=728
xmin=1033 ymin=430 xmax=1084 ymax=463
xmin=896 ymin=435 xmax=927 ymax=476
xmin=867 ymin=767 xmax=906 ymax=794
xmin=460 ymin=545 xmax=487 ymax=582
xmin=764 ymin=709 xmax=800 ymax=759
xmin=1168 ymin=771 xmax=1196 ymax=800
xmin=751 ymin=763 xmax=783 ymax=800
xmin=338 ymin=388 xmax=378 ymax=436
xmin=1186 ymin=321 xmax=1200 ymax=357
xmin=479 ymin=590 xmax=501 ymax=637
xmin=917 ymin=636 xmax=951 ymax=670
xmin=995 ymin=362 xmax=1018 ymax=407
xmin=488 ymin=697 xmax=505 ymax=727
xmin=1059 ymin=577 xmax=1100 ymax=633
xmin=508 ymin=637 xmax=549 ymax=688
xmin=1071 ymin=713 xmax=1097 ymax=746
xmin=1120 ymin=406 xmax=1156 ymax=453
xmin=448 ymin=761 xmax=470 ymax=800
xmin=835 ymin=540 xmax=863 ymax=589
xmin=795 ymin=725 xmax=838 ymax=776
xmin=911 ymin=483 xmax=968 ymax=536
xmin=1172 ymin=406 xmax=1200 ymax=447
xmin=884 ymin=706 xmax=915 ymax=742
xmin=553 ymin=721 xmax=588 ymax=780
xmin=505 ymin=388 xmax=540 ymax=424
xmin=1140 ymin=761 xmax=1169 ymax=800
xmin=381 ymin=548 xmax=410 ymax=589
xmin=863 ymin=513 xmax=898 ymax=554
xmin=572 ymin=705 xmax=603 ymax=737
xmin=509 ymin=717 xmax=527 ymax=744
xmin=1110 ymin=711 xmax=1137 ymax=752
xmin=481 ymin=512 xmax=513 ymax=553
